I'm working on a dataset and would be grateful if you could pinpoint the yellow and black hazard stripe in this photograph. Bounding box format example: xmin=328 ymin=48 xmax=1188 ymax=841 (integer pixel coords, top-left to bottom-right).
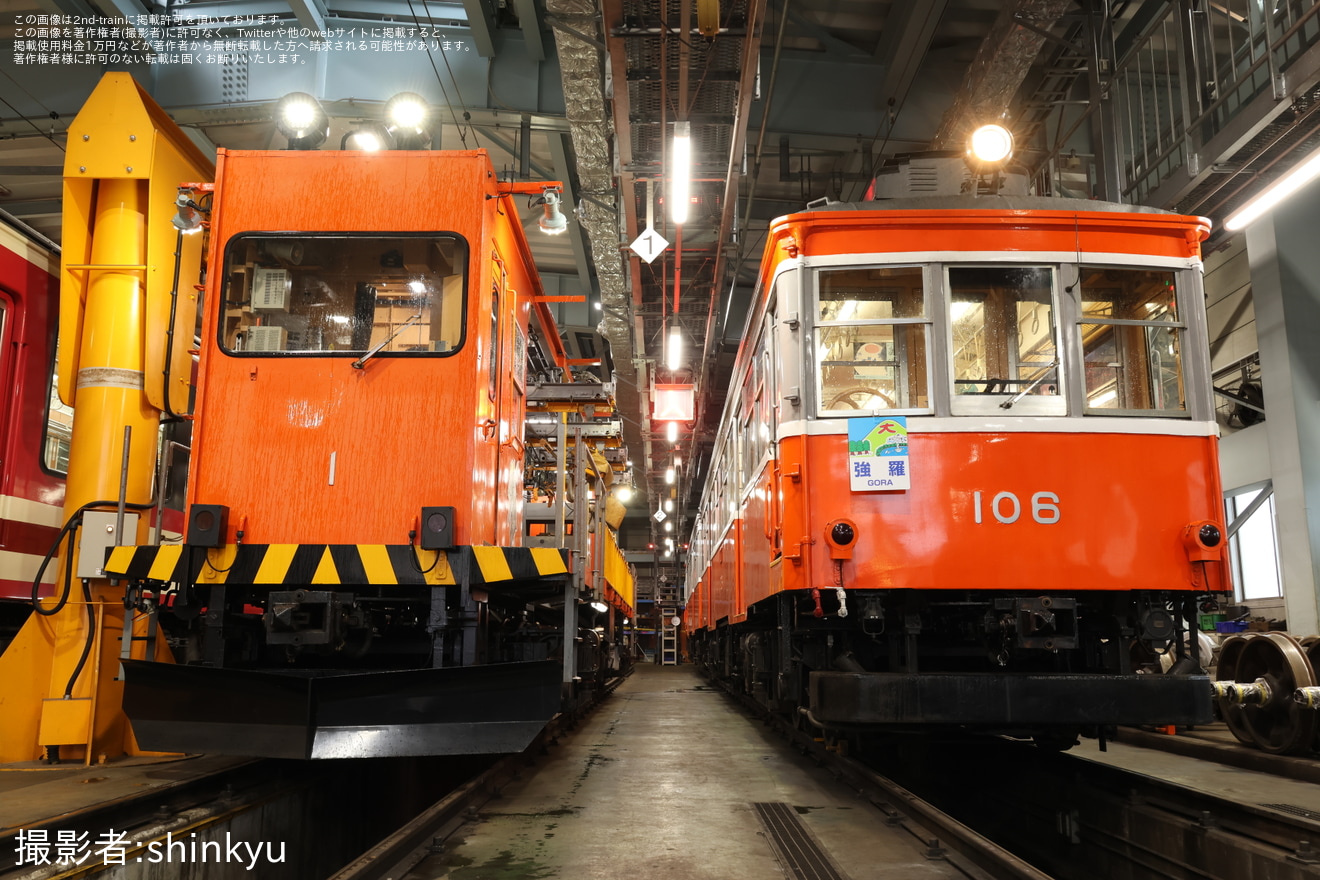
xmin=104 ymin=544 xmax=569 ymax=587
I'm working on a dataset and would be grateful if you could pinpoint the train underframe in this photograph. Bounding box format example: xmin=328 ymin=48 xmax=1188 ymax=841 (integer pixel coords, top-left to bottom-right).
xmin=121 ymin=563 xmax=625 ymax=759
xmin=691 ymin=588 xmax=1215 ymax=748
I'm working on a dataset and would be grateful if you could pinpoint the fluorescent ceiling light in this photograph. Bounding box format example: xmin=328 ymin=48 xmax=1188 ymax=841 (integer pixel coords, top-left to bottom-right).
xmin=671 ymin=120 xmax=691 ymax=225
xmin=1225 ymin=144 xmax=1320 ymax=230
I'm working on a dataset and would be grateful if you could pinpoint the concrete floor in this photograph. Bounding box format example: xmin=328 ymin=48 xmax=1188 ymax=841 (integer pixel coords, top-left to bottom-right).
xmin=0 ymin=754 xmax=249 ymax=834
xmin=407 ymin=664 xmax=962 ymax=880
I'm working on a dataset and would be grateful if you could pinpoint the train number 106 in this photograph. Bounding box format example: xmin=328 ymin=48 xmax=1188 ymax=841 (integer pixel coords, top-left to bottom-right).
xmin=972 ymin=491 xmax=1060 ymax=525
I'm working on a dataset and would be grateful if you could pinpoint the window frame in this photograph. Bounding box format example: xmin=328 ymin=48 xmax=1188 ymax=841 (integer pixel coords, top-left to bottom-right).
xmin=945 ymin=263 xmax=1066 ymax=417
xmin=810 ymin=263 xmax=934 ymax=418
xmin=1073 ymin=264 xmax=1191 ymax=418
xmin=216 ymin=231 xmax=470 ymax=359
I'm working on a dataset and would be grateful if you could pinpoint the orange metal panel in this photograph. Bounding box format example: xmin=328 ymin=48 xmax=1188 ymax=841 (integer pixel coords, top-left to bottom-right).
xmin=769 ymin=208 xmax=1210 ymax=267
xmin=191 ymin=150 xmax=533 ymax=546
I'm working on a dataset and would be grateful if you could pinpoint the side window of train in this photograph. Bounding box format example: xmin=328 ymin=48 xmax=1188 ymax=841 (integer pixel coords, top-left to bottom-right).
xmin=815 ymin=266 xmax=930 ymax=415
xmin=948 ymin=265 xmax=1064 ymax=416
xmin=43 ymin=366 xmax=73 ymax=474
xmin=218 ymin=234 xmax=467 ymax=357
xmin=1076 ymin=267 xmax=1186 ymax=414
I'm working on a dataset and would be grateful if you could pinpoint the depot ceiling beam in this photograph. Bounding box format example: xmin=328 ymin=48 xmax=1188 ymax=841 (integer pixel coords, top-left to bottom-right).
xmin=512 ymin=0 xmax=545 ymax=61
xmin=461 ymin=0 xmax=496 ymax=56
xmin=873 ymin=0 xmax=947 ymax=107
xmin=286 ymin=0 xmax=328 ymax=34
xmin=930 ymin=0 xmax=1071 ymax=150
xmin=548 ymin=131 xmax=595 ymax=302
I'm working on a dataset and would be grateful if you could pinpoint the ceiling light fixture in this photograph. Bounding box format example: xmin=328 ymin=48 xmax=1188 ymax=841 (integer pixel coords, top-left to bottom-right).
xmin=666 ymin=421 xmax=678 ymax=444
xmin=671 ymin=120 xmax=691 ymax=225
xmin=1225 ymin=142 xmax=1320 ymax=230
xmin=666 ymin=324 xmax=683 ymax=370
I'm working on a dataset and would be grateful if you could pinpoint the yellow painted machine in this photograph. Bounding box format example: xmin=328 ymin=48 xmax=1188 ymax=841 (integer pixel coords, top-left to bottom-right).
xmin=0 ymin=74 xmax=212 ymax=764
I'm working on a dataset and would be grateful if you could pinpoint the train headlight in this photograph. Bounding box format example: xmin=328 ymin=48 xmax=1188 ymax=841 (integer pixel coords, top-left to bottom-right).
xmin=1183 ymin=520 xmax=1225 ymax=561
xmin=825 ymin=518 xmax=859 ymax=560
xmin=384 ymin=92 xmax=432 ymax=149
xmin=275 ymin=92 xmax=329 ymax=150
xmin=967 ymin=123 xmax=1014 ymax=164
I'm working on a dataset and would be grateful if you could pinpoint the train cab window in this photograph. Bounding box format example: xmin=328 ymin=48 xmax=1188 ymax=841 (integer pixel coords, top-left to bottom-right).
xmin=948 ymin=266 xmax=1063 ymax=416
xmin=219 ymin=234 xmax=467 ymax=357
xmin=815 ymin=266 xmax=930 ymax=415
xmin=1077 ymin=267 xmax=1186 ymax=414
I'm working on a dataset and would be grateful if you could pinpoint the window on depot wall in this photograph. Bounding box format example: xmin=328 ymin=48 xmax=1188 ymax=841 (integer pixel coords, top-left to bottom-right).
xmin=1226 ymin=485 xmax=1283 ymax=601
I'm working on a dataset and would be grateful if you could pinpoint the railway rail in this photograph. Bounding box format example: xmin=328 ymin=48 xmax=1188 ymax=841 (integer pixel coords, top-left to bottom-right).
xmin=711 ymin=671 xmax=1320 ymax=880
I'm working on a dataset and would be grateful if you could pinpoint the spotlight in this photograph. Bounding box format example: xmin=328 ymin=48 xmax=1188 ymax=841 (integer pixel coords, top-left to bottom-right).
xmin=967 ymin=123 xmax=1014 ymax=164
xmin=384 ymin=92 xmax=432 ymax=149
xmin=538 ymin=186 xmax=568 ymax=235
xmin=342 ymin=123 xmax=390 ymax=152
xmin=171 ymin=189 xmax=204 ymax=233
xmin=274 ymin=92 xmax=328 ymax=150
xmin=666 ymin=421 xmax=678 ymax=443
xmin=590 ymin=601 xmax=609 ymax=614
xmin=615 ymin=485 xmax=634 ymax=503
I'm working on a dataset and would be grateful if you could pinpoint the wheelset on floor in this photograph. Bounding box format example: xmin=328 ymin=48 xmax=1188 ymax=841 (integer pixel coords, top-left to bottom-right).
xmin=1213 ymin=631 xmax=1320 ymax=754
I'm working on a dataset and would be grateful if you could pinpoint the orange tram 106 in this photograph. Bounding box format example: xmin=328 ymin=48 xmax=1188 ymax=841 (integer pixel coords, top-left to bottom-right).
xmin=685 ymin=189 xmax=1228 ymax=748
xmin=99 ymin=144 xmax=632 ymax=760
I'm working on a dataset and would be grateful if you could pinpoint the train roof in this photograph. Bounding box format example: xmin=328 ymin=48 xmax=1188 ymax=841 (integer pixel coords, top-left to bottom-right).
xmin=783 ymin=195 xmax=1187 ymax=218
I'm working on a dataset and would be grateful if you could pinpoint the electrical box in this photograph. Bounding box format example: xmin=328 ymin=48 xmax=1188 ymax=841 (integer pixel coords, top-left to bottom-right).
xmin=78 ymin=511 xmax=139 ymax=579
xmin=247 ymin=325 xmax=288 ymax=352
xmin=252 ymin=267 xmax=290 ymax=310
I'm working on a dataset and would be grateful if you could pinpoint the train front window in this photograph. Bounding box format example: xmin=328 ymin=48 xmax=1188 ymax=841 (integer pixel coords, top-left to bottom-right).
xmin=1077 ymin=267 xmax=1186 ymax=414
xmin=815 ymin=266 xmax=929 ymax=414
xmin=219 ymin=234 xmax=467 ymax=356
xmin=948 ymin=266 xmax=1062 ymax=416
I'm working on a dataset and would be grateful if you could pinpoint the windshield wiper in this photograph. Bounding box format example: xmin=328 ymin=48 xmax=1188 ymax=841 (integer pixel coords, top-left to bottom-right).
xmin=351 ymin=313 xmax=423 ymax=370
xmin=1000 ymin=361 xmax=1059 ymax=409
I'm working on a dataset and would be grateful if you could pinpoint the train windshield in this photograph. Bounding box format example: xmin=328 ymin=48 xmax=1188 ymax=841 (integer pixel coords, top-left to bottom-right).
xmin=1078 ymin=267 xmax=1184 ymax=413
xmin=815 ymin=266 xmax=930 ymax=413
xmin=218 ymin=234 xmax=467 ymax=356
xmin=948 ymin=265 xmax=1064 ymax=416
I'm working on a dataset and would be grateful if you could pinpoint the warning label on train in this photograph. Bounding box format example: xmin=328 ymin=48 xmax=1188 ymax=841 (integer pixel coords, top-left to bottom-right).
xmin=847 ymin=416 xmax=910 ymax=491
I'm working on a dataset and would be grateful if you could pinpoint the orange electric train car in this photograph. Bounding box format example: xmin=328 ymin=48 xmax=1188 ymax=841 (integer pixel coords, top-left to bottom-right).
xmin=105 ymin=147 xmax=605 ymax=759
xmin=685 ymin=182 xmax=1227 ymax=747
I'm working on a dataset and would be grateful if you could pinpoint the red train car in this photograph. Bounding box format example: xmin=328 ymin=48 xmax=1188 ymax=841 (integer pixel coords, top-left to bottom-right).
xmin=686 ymin=192 xmax=1226 ymax=746
xmin=0 ymin=217 xmax=65 ymax=623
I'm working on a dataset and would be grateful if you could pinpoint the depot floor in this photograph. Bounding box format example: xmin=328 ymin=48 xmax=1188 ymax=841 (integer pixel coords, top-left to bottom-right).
xmin=404 ymin=663 xmax=962 ymax=880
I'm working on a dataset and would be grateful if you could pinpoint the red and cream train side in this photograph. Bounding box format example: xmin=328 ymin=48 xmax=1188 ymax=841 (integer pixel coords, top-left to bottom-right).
xmin=0 ymin=218 xmax=64 ymax=622
xmin=685 ymin=195 xmax=1227 ymax=744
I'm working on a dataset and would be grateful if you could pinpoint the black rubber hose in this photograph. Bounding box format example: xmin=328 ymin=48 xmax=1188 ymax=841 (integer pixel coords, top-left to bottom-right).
xmin=63 ymin=555 xmax=94 ymax=698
